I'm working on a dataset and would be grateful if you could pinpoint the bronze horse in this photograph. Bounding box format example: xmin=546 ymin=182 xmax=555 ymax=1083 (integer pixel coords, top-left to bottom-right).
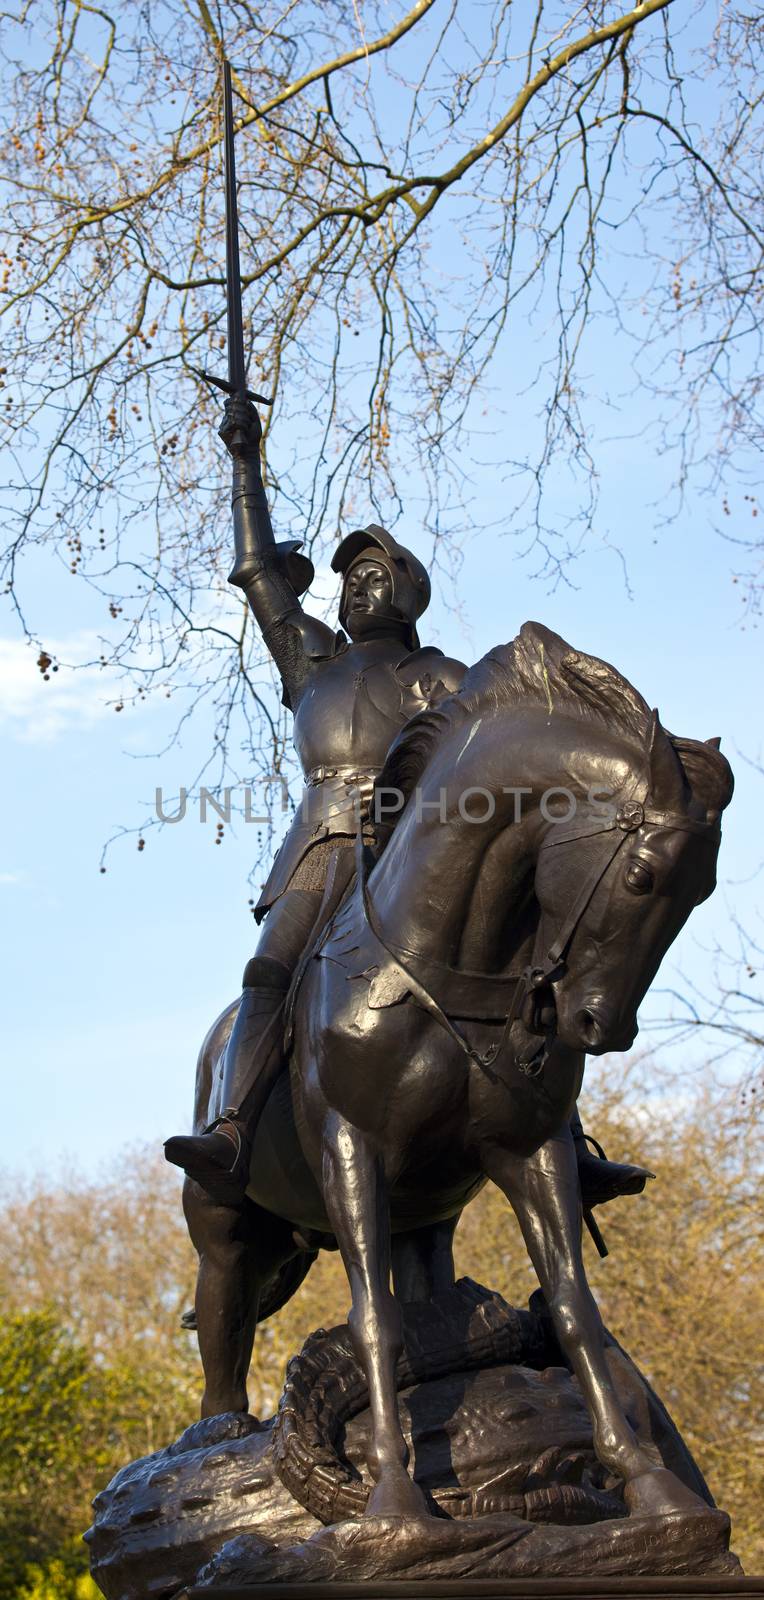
xmin=183 ymin=623 xmax=732 ymax=1525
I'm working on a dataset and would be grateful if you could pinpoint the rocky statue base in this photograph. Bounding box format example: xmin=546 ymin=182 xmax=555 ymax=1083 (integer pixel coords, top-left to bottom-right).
xmin=85 ymin=1282 xmax=742 ymax=1598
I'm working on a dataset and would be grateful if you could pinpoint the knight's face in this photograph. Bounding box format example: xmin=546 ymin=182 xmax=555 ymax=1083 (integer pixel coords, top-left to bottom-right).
xmin=343 ymin=558 xmax=397 ymax=639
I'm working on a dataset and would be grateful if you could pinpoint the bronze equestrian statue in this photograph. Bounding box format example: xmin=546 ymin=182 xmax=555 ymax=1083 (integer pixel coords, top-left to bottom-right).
xmin=164 ymin=394 xmax=646 ymax=1219
xmin=166 ymin=597 xmax=732 ymax=1519
xmin=161 ymin=70 xmax=734 ymax=1534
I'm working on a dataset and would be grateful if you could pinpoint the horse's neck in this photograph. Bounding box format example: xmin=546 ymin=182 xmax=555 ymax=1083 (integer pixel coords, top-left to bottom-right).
xmin=370 ymin=731 xmax=541 ymax=969
xmin=457 ymin=819 xmax=539 ymax=973
xmin=370 ymin=707 xmax=635 ymax=973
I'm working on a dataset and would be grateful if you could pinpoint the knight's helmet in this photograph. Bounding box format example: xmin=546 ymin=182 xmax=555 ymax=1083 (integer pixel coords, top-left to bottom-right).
xmin=332 ymin=524 xmax=431 ymax=649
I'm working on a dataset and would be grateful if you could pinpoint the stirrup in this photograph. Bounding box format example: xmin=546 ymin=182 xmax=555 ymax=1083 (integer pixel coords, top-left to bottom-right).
xmin=575 ymin=1126 xmax=609 ymax=1162
xmin=164 ymin=1117 xmax=251 ymax=1204
xmin=204 ymin=1114 xmax=244 ymax=1174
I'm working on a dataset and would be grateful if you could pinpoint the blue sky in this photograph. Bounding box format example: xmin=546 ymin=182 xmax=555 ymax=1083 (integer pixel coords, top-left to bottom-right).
xmin=1 ymin=0 xmax=761 ymax=1179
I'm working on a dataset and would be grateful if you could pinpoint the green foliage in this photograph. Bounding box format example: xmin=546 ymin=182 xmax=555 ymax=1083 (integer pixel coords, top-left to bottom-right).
xmin=0 ymin=1313 xmax=105 ymax=1599
xmin=16 ymin=1546 xmax=99 ymax=1600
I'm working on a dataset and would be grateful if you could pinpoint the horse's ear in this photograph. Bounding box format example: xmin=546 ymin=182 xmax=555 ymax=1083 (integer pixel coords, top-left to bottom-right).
xmin=672 ymin=734 xmax=734 ymax=820
xmin=646 ymin=709 xmax=688 ymax=811
xmin=705 ymin=736 xmax=722 ymax=750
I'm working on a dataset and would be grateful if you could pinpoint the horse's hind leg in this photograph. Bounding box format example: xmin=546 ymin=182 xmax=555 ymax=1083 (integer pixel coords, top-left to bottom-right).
xmin=183 ymin=1178 xmax=296 ymax=1418
xmin=392 ymin=1216 xmax=458 ymax=1303
xmin=483 ymin=1128 xmax=707 ymax=1520
xmin=321 ymin=1112 xmax=429 ymax=1520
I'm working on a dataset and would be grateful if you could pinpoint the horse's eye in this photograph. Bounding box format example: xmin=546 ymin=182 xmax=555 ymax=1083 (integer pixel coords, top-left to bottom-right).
xmin=625 ymin=860 xmax=654 ymax=895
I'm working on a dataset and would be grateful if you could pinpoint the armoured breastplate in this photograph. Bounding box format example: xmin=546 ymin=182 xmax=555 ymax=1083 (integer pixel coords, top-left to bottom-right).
xmin=255 ymin=637 xmax=445 ymax=920
xmin=292 ymin=639 xmax=421 ymax=777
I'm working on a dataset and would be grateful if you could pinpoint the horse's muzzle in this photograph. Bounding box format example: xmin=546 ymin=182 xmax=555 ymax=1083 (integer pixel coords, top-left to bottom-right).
xmin=570 ymin=1000 xmax=637 ymax=1055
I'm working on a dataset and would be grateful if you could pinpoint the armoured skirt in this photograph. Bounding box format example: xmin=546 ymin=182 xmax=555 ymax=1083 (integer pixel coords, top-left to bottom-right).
xmin=254 ymin=768 xmax=379 ymax=921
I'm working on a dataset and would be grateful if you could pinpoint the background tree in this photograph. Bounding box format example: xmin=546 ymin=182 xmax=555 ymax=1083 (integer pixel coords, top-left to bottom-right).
xmin=0 ymin=0 xmax=762 ymax=819
xmin=0 ymin=1151 xmax=201 ymax=1463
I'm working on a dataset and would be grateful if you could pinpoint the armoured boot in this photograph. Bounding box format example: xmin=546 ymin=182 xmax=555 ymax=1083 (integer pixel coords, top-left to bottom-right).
xmin=164 ymin=956 xmax=291 ymax=1205
xmin=571 ymin=1108 xmax=655 ymax=1210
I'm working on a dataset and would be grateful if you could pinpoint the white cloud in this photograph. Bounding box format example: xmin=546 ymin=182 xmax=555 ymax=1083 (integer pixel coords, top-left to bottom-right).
xmin=0 ymin=633 xmax=113 ymax=743
xmin=0 ymin=871 xmax=23 ymax=885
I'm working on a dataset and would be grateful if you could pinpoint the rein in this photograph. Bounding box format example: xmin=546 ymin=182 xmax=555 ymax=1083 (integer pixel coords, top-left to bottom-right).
xmin=360 ymin=792 xmax=718 ymax=1074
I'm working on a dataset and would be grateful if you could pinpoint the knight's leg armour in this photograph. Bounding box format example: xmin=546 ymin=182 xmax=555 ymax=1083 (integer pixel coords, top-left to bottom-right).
xmin=220 ymin=955 xmax=291 ymax=1122
xmin=165 ymin=888 xmax=322 ymax=1203
xmin=164 ymin=958 xmax=290 ymax=1203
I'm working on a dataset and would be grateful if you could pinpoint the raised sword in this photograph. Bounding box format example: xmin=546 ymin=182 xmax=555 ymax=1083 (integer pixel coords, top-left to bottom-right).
xmin=191 ymin=61 xmax=272 ymax=412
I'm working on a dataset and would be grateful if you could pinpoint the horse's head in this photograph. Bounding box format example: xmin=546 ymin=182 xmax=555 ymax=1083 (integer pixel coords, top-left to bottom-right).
xmin=532 ymin=714 xmax=734 ymax=1055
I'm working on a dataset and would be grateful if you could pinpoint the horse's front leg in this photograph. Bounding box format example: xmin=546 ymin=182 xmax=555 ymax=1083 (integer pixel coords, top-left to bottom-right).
xmin=483 ymin=1127 xmax=708 ymax=1520
xmin=321 ymin=1111 xmax=429 ymax=1520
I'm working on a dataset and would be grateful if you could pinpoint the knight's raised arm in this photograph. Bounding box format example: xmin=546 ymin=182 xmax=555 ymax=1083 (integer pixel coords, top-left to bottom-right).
xmin=222 ymin=393 xmax=273 ymax=589
xmin=220 ymin=395 xmax=337 ymax=699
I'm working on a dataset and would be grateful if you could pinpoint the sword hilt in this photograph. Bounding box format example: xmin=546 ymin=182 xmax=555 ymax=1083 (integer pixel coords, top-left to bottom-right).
xmin=191 ymin=366 xmax=273 ymax=406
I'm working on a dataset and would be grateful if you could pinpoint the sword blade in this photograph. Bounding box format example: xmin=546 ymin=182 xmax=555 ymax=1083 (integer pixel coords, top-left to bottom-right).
xmin=223 ymin=61 xmax=247 ymax=398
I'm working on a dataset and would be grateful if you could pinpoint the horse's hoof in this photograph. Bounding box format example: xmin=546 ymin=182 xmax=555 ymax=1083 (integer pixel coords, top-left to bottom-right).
xmin=366 ymin=1474 xmax=430 ymax=1521
xmin=624 ymin=1466 xmax=708 ymax=1520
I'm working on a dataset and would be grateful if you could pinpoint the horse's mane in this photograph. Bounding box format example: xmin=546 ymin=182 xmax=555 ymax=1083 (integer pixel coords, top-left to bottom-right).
xmin=380 ymin=621 xmax=733 ymax=819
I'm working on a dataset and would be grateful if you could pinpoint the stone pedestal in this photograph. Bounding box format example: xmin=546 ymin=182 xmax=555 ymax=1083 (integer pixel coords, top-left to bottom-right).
xmin=186 ymin=1581 xmax=763 ymax=1600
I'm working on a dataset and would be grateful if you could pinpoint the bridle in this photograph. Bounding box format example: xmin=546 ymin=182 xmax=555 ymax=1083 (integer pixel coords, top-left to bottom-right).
xmin=360 ymin=788 xmax=719 ymax=1075
xmin=526 ymin=793 xmax=717 ymax=998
